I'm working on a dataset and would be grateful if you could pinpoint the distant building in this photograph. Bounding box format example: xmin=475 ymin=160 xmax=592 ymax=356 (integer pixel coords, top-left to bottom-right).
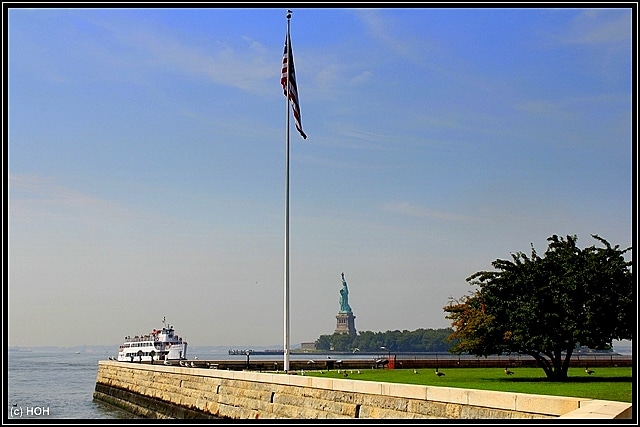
xmin=300 ymin=342 xmax=316 ymax=351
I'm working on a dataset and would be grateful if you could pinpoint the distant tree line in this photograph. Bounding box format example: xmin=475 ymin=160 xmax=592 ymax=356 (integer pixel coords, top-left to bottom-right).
xmin=314 ymin=328 xmax=456 ymax=353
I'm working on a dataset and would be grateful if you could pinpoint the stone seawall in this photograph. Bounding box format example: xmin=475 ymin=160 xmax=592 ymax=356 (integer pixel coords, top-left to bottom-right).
xmin=93 ymin=361 xmax=632 ymax=419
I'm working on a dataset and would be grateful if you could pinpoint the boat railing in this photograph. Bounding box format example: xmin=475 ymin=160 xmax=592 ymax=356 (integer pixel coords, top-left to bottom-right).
xmin=124 ymin=335 xmax=156 ymax=343
xmin=123 ymin=333 xmax=185 ymax=344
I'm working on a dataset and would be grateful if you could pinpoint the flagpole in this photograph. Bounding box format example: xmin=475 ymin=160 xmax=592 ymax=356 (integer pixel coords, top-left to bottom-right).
xmin=283 ymin=9 xmax=292 ymax=373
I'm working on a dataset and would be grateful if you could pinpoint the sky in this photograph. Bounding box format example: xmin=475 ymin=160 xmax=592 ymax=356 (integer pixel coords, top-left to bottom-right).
xmin=7 ymin=6 xmax=634 ymax=349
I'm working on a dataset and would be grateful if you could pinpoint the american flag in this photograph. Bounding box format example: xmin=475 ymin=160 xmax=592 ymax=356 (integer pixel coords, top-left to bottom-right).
xmin=281 ymin=33 xmax=307 ymax=139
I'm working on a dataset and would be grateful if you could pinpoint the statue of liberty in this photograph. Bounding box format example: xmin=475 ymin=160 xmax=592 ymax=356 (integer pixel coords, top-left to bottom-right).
xmin=339 ymin=272 xmax=352 ymax=313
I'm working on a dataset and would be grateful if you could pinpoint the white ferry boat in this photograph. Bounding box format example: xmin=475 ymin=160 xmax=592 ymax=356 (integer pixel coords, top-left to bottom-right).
xmin=117 ymin=318 xmax=188 ymax=363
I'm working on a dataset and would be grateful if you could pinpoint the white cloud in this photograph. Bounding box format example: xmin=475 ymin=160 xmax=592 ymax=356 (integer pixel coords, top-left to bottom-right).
xmin=348 ymin=70 xmax=373 ymax=85
xmin=9 ymin=174 xmax=128 ymax=222
xmin=354 ymin=9 xmax=413 ymax=58
xmin=564 ymin=9 xmax=632 ymax=45
xmin=537 ymin=9 xmax=631 ymax=52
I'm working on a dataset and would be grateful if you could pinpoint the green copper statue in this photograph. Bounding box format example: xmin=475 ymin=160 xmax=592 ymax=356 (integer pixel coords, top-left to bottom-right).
xmin=339 ymin=272 xmax=352 ymax=313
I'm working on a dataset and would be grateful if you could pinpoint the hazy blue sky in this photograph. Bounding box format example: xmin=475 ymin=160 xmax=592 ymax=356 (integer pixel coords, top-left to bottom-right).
xmin=8 ymin=6 xmax=633 ymax=348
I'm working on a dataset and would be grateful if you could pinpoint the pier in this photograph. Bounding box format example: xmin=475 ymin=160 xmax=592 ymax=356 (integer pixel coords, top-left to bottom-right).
xmin=93 ymin=360 xmax=631 ymax=419
xmin=154 ymin=352 xmax=632 ymax=372
xmin=228 ymin=349 xmax=284 ymax=355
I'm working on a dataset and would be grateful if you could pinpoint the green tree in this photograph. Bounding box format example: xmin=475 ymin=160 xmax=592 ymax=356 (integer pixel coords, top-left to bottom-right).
xmin=315 ymin=328 xmax=455 ymax=353
xmin=444 ymin=234 xmax=632 ymax=380
xmin=315 ymin=335 xmax=331 ymax=351
xmin=330 ymin=333 xmax=354 ymax=351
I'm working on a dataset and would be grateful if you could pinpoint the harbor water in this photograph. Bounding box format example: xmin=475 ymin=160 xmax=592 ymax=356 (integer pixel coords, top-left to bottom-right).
xmin=7 ymin=349 xmax=133 ymax=419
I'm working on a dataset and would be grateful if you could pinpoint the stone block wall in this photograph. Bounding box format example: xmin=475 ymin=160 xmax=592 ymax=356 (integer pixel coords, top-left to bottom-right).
xmin=93 ymin=361 xmax=631 ymax=419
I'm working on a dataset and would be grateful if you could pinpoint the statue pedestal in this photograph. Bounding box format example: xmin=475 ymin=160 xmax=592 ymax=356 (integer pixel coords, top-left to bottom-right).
xmin=335 ymin=312 xmax=356 ymax=335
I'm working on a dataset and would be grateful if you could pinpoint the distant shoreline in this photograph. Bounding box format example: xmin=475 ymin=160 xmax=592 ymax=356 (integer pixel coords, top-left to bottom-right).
xmin=8 ymin=338 xmax=633 ymax=357
xmin=9 ymin=346 xmax=632 ymax=357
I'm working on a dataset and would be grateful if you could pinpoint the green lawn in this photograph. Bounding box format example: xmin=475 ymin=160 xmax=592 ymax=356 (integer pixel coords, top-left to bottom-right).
xmin=301 ymin=367 xmax=632 ymax=403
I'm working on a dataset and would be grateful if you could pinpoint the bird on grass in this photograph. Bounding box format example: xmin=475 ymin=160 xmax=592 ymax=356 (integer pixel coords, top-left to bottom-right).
xmin=505 ymin=367 xmax=514 ymax=375
xmin=435 ymin=368 xmax=445 ymax=377
xmin=585 ymin=367 xmax=595 ymax=375
xmin=413 ymin=369 xmax=419 ymax=374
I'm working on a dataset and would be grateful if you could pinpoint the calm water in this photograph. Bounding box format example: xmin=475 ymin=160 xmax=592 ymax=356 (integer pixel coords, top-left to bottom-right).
xmin=7 ymin=349 xmax=133 ymax=420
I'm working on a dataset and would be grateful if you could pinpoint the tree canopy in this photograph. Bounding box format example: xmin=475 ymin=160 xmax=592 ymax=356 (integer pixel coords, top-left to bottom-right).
xmin=444 ymin=234 xmax=633 ymax=380
xmin=315 ymin=328 xmax=455 ymax=353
